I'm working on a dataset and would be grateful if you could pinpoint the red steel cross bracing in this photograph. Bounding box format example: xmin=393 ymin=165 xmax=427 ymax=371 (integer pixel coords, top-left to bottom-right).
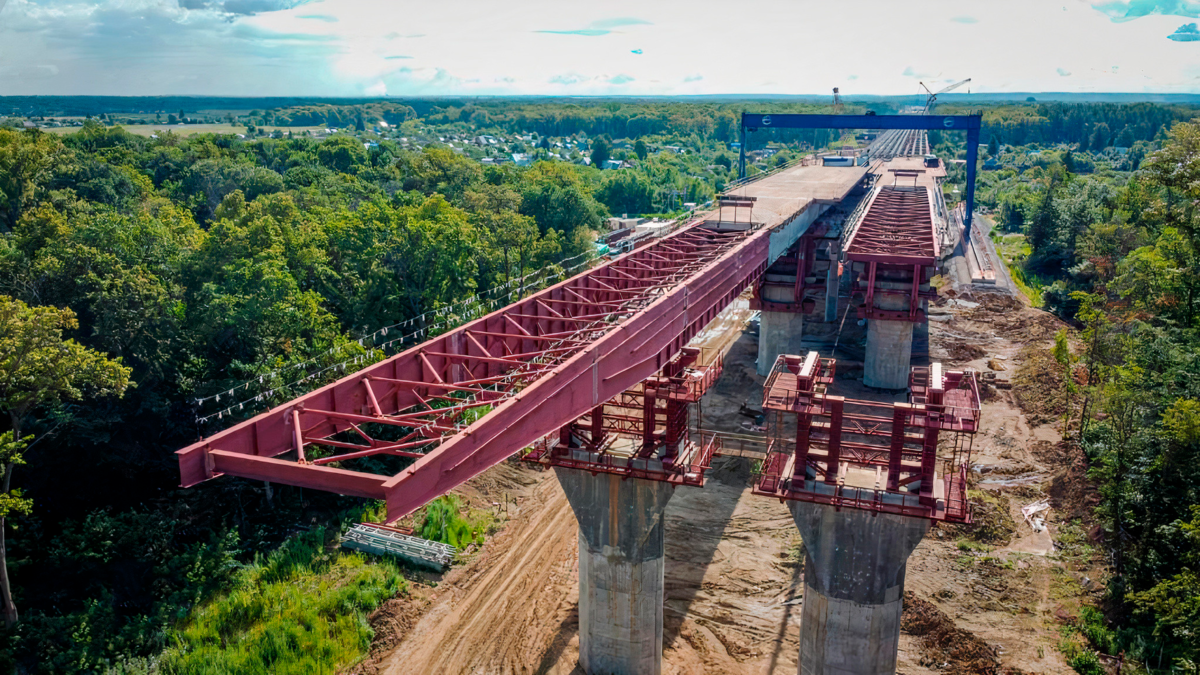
xmin=845 ymin=186 xmax=937 ymax=265
xmin=178 ymin=220 xmax=773 ymax=521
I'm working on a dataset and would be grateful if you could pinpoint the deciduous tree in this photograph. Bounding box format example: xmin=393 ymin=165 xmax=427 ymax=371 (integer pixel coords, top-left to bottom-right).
xmin=0 ymin=130 xmax=74 ymax=231
xmin=0 ymin=297 xmax=131 ymax=626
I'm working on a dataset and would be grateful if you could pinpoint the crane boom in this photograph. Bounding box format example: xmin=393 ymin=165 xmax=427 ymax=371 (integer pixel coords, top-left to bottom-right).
xmin=936 ymin=78 xmax=971 ymax=95
xmin=920 ymin=78 xmax=971 ymax=114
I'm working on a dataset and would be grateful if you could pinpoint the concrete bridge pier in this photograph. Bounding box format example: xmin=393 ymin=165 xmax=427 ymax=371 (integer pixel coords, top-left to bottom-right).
xmin=757 ymin=277 xmax=806 ymax=377
xmin=824 ymin=257 xmax=840 ymax=323
xmin=555 ymin=468 xmax=675 ymax=675
xmin=789 ymin=502 xmax=929 ymax=675
xmin=864 ymin=292 xmax=914 ymax=389
xmin=758 ymin=310 xmax=805 ymax=377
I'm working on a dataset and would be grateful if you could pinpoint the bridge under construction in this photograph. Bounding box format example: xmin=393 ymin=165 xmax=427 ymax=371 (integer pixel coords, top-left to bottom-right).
xmin=177 ymin=114 xmax=992 ymax=675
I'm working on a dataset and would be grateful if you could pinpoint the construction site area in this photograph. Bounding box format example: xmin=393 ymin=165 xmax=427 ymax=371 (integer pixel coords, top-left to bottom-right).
xmin=357 ymin=287 xmax=1079 ymax=675
xmin=177 ymin=114 xmax=1100 ymax=675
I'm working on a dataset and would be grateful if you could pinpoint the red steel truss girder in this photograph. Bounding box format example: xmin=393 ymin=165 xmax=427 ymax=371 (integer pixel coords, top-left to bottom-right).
xmin=846 ymin=186 xmax=936 ymax=264
xmin=178 ymin=221 xmax=770 ymax=521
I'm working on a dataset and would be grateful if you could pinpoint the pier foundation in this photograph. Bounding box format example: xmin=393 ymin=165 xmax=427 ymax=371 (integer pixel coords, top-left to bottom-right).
xmin=556 ymin=468 xmax=675 ymax=675
xmin=790 ymin=501 xmax=929 ymax=675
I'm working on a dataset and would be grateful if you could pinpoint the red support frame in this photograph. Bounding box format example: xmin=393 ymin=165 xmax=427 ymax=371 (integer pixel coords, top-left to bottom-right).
xmin=754 ymin=352 xmax=979 ymax=523
xmin=845 ymin=185 xmax=940 ymax=324
xmin=178 ymin=219 xmax=771 ymax=522
xmin=845 ymin=186 xmax=937 ymax=264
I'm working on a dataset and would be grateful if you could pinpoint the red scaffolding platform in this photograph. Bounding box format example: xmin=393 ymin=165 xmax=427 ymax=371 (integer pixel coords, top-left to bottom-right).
xmin=752 ymin=352 xmax=979 ymax=523
xmin=521 ymin=347 xmax=723 ymax=487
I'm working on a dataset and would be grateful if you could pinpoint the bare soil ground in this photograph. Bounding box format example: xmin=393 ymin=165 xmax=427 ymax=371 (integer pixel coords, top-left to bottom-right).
xmin=360 ymin=289 xmax=1094 ymax=675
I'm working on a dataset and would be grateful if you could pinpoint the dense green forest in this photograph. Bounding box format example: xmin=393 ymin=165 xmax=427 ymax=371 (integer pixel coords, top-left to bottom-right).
xmin=0 ymin=99 xmax=1198 ymax=673
xmin=0 ymin=119 xmax=610 ymax=673
xmin=948 ymin=117 xmax=1200 ymax=669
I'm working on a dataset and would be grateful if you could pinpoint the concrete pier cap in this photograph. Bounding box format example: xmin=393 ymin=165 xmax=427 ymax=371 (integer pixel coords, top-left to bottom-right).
xmin=555 ymin=468 xmax=675 ymax=675
xmin=790 ymin=501 xmax=929 ymax=675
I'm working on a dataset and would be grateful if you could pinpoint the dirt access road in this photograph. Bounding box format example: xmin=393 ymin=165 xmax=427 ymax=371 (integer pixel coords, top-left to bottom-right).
xmin=366 ymin=292 xmax=1090 ymax=675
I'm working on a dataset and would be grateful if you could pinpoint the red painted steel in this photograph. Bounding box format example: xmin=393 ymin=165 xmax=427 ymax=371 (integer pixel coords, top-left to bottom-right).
xmin=753 ymin=352 xmax=979 ymax=523
xmin=845 ymin=186 xmax=937 ymax=265
xmin=520 ymin=347 xmax=722 ymax=484
xmin=523 ymin=432 xmax=720 ymax=487
xmin=178 ymin=220 xmax=770 ymax=521
xmin=844 ymin=185 xmax=940 ymax=323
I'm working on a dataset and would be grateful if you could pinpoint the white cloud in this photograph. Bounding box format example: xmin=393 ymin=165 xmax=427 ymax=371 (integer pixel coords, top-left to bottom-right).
xmin=1168 ymin=21 xmax=1200 ymax=39
xmin=549 ymin=73 xmax=590 ymax=85
xmin=0 ymin=0 xmax=1198 ymax=95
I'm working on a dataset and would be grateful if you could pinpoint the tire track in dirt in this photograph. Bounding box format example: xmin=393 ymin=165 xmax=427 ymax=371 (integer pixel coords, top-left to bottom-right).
xmin=380 ymin=473 xmax=578 ymax=675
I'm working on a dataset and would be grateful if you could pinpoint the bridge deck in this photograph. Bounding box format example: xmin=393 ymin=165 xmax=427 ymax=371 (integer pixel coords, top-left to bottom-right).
xmin=845 ymin=158 xmax=945 ymax=266
xmin=712 ymin=164 xmax=867 ymax=229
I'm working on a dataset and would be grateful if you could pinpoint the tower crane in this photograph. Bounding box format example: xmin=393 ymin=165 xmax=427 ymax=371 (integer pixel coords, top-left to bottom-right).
xmin=919 ymin=78 xmax=971 ymax=113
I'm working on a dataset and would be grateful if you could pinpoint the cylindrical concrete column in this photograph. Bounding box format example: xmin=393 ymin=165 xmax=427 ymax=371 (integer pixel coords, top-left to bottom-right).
xmin=757 ymin=280 xmax=806 ymax=377
xmin=789 ymin=502 xmax=929 ymax=675
xmin=758 ymin=310 xmax=805 ymax=376
xmin=864 ymin=318 xmax=914 ymax=389
xmin=864 ymin=291 xmax=914 ymax=389
xmin=824 ymin=262 xmax=840 ymax=323
xmin=555 ymin=468 xmax=675 ymax=675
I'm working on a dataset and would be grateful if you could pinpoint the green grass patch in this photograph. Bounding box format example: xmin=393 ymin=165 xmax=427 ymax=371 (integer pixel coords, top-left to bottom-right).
xmin=956 ymin=538 xmax=994 ymax=554
xmin=1009 ymin=266 xmax=1048 ymax=307
xmin=1059 ymin=640 xmax=1104 ymax=675
xmin=1054 ymin=519 xmax=1096 ymax=562
xmin=1053 ymin=606 xmax=1118 ymax=675
xmin=416 ymin=494 xmax=493 ymax=551
xmin=990 ymin=232 xmax=1050 ymax=306
xmin=151 ymin=525 xmax=405 ymax=675
xmin=946 ymin=490 xmax=1017 ymax=546
xmin=1050 ymin=567 xmax=1085 ymax=600
xmin=785 ymin=535 xmax=804 ymax=568
xmin=981 ymin=556 xmax=1016 ymax=570
xmin=1076 ymin=606 xmax=1118 ymax=655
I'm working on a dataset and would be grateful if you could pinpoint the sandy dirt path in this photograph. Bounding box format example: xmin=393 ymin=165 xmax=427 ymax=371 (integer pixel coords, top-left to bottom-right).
xmin=378 ymin=470 xmax=578 ymax=675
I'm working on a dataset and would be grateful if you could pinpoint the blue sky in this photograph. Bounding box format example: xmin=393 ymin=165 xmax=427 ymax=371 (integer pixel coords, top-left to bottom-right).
xmin=1 ymin=0 xmax=1199 ymax=96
